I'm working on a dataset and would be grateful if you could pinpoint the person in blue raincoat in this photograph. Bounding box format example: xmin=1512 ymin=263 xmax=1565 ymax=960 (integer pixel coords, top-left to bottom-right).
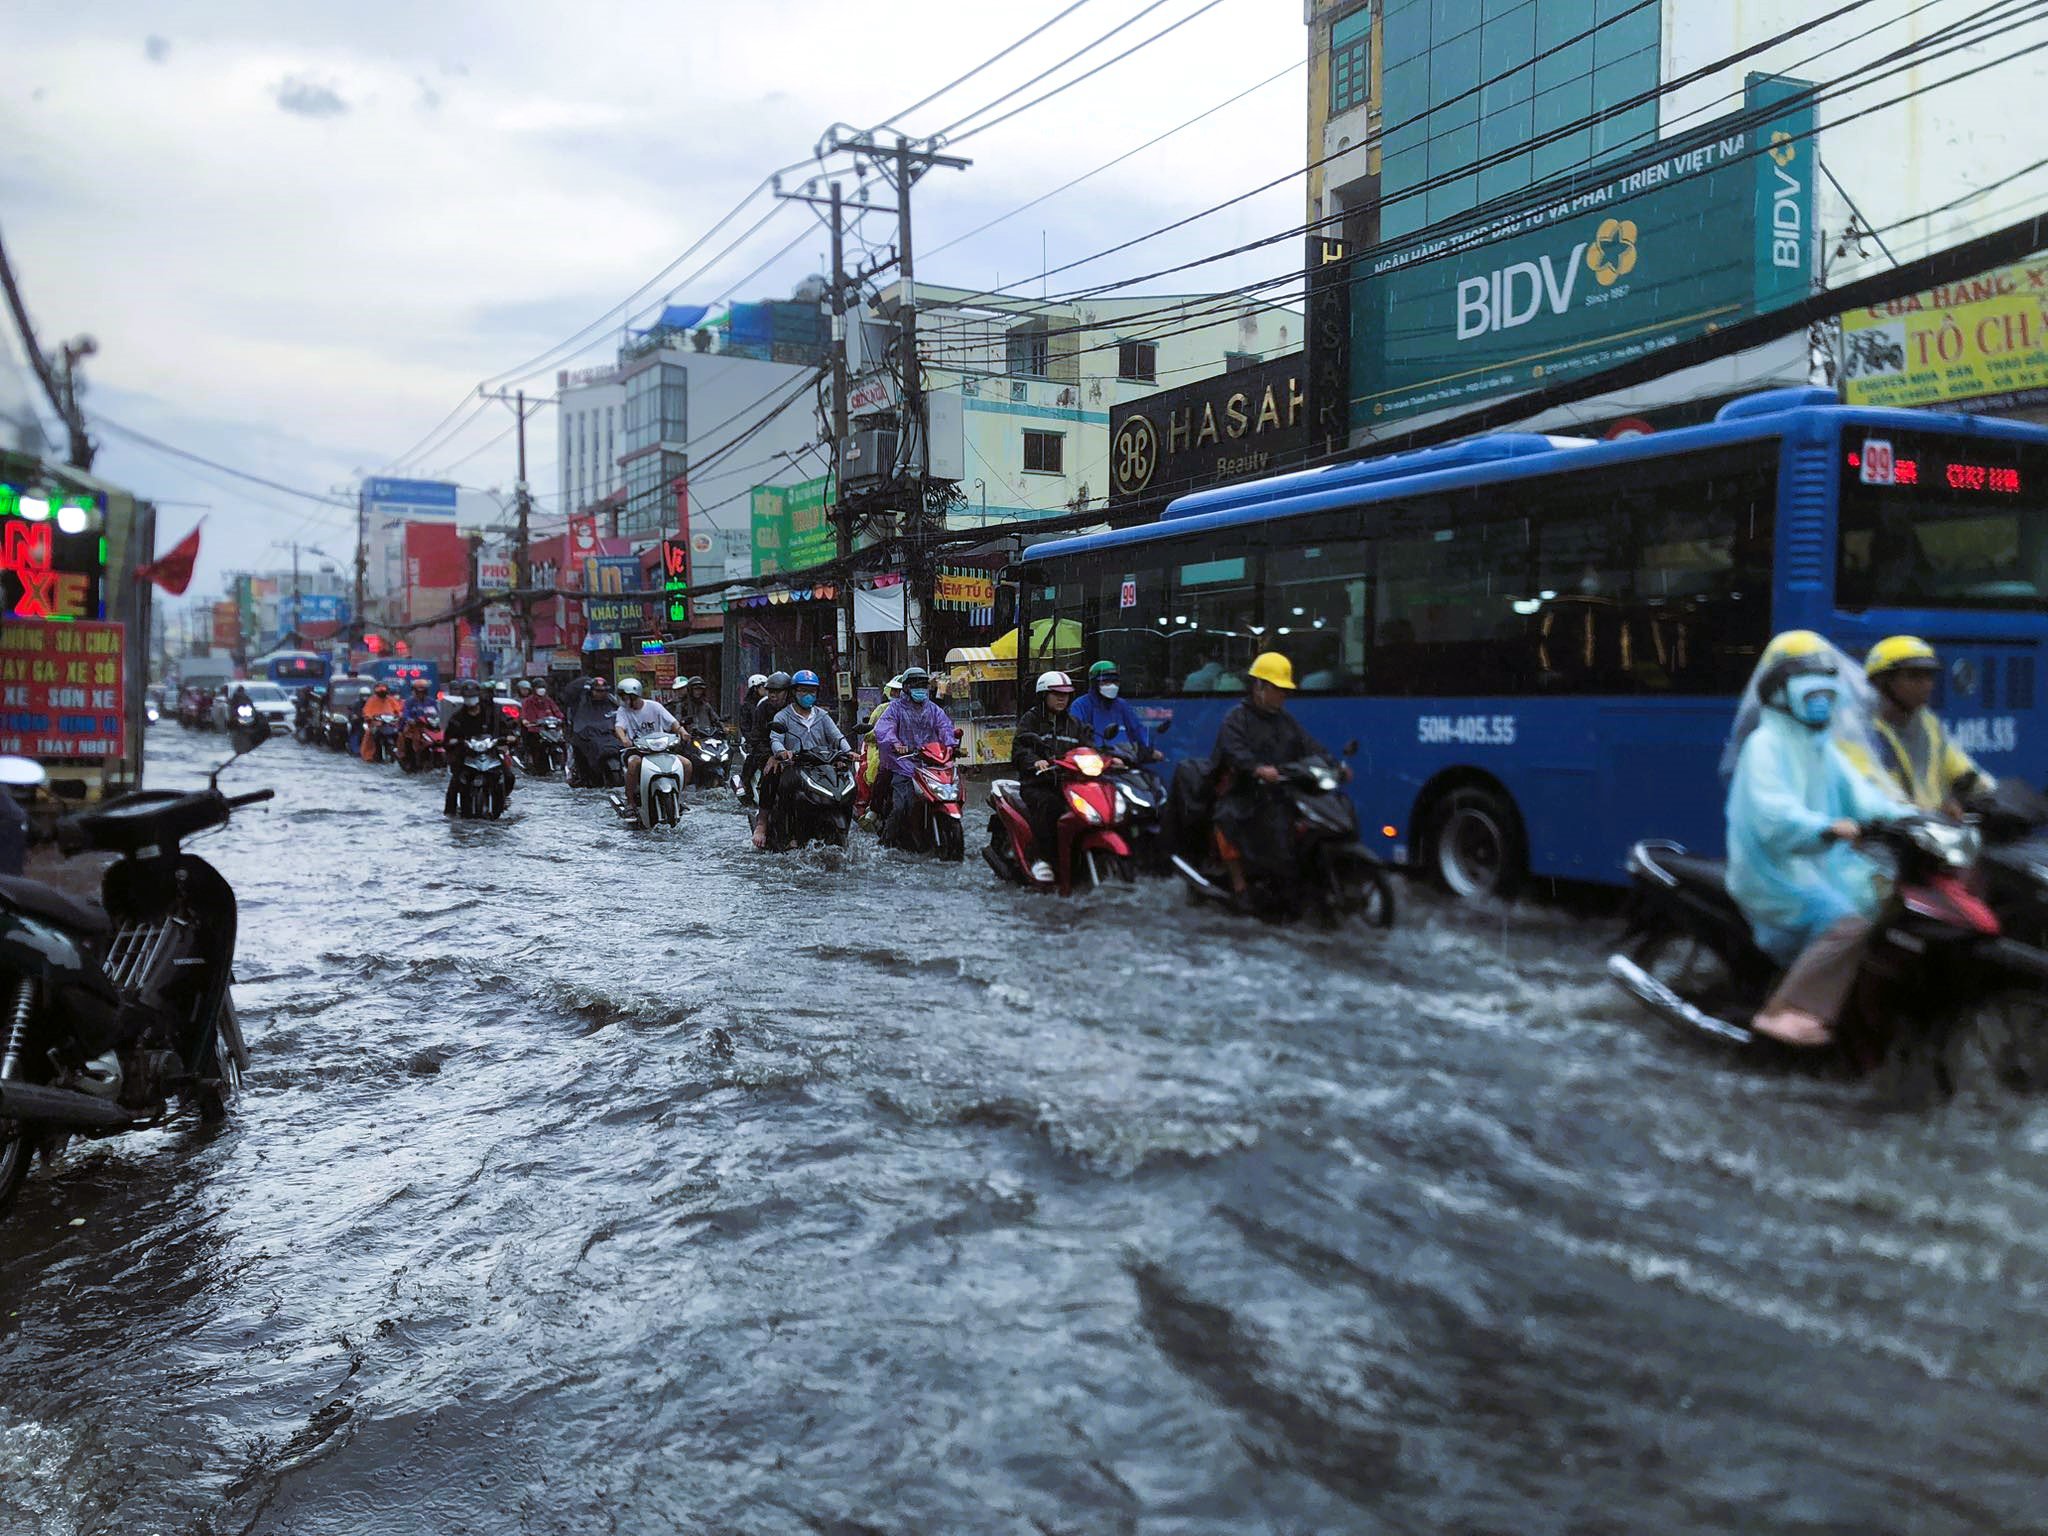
xmin=1069 ymin=661 xmax=1163 ymax=764
xmin=1724 ymin=630 xmax=1909 ymax=1047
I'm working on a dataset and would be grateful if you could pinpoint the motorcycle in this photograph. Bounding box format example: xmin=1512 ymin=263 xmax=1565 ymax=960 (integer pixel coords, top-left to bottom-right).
xmin=447 ymin=735 xmax=513 ymax=819
xmin=879 ymin=739 xmax=965 ymax=862
xmin=985 ymin=742 xmax=1136 ymax=894
xmin=1606 ymin=814 xmax=2048 ymax=1085
xmin=517 ymin=716 xmax=568 ymax=777
xmin=681 ymin=729 xmax=736 ymax=794
xmin=396 ymin=718 xmax=446 ymax=775
xmin=0 ymin=726 xmax=269 ymax=1214
xmin=611 ymin=733 xmax=686 ymax=829
xmin=1169 ymin=750 xmax=1396 ymax=928
xmin=323 ymin=708 xmax=352 ymax=752
xmin=1967 ymin=778 xmax=2048 ymax=948
xmin=368 ymin=714 xmax=402 ymax=765
xmin=767 ymin=748 xmax=857 ymax=850
xmin=144 ymin=699 xmax=161 ymax=727
xmin=1102 ymin=725 xmax=1170 ymax=874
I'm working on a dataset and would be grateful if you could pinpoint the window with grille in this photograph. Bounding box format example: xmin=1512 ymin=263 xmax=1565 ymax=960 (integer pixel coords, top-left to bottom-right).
xmin=1023 ymin=430 xmax=1064 ymax=475
xmin=1330 ymin=7 xmax=1370 ymax=116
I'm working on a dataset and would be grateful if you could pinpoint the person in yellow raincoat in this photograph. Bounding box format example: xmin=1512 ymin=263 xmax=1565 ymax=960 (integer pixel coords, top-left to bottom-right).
xmin=857 ymin=674 xmax=904 ymax=818
xmin=359 ymin=683 xmax=404 ymax=761
xmin=1844 ymin=635 xmax=1993 ymax=814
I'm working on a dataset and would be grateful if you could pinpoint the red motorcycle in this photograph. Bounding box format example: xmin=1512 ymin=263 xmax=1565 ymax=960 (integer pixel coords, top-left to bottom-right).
xmin=396 ymin=719 xmax=445 ymax=775
xmin=984 ymin=744 xmax=1134 ymax=894
xmin=880 ymin=740 xmax=965 ymax=862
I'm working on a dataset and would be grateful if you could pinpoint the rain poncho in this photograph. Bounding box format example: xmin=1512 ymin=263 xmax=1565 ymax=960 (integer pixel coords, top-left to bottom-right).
xmin=1723 ymin=642 xmax=1908 ymax=964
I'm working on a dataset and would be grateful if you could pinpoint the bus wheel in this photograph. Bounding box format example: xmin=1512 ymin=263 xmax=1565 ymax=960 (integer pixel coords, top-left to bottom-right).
xmin=1429 ymin=787 xmax=1523 ymax=899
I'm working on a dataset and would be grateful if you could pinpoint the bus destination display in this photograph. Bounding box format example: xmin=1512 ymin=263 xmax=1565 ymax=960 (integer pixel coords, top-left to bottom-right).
xmin=1852 ymin=436 xmax=2024 ymax=495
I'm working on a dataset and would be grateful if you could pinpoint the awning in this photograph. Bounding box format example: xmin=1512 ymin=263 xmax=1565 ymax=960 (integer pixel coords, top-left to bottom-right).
xmin=944 ymin=646 xmax=998 ymax=664
xmin=669 ymin=631 xmax=722 ymax=649
xmin=943 ymin=645 xmax=1012 ymax=685
xmin=990 ymin=618 xmax=1081 ymax=660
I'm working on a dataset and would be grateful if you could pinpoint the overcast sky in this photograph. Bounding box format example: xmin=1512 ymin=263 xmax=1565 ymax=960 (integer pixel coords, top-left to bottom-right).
xmin=1 ymin=0 xmax=1305 ymax=602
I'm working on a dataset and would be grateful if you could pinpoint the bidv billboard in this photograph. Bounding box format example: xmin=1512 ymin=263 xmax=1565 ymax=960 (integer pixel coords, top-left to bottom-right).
xmin=1349 ymin=75 xmax=1816 ymax=433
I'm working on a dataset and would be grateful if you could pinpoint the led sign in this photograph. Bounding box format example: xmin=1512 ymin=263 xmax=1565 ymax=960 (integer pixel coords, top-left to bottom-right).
xmin=0 ymin=482 xmax=106 ymax=620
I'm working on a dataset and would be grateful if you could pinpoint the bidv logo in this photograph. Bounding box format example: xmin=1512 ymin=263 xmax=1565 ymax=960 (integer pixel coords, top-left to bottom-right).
xmin=1455 ymin=218 xmax=1639 ymax=342
xmin=1768 ymin=130 xmax=1804 ymax=270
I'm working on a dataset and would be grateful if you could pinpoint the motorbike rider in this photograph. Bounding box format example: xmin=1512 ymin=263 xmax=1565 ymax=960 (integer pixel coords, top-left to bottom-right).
xmin=1207 ymin=652 xmax=1344 ymax=899
xmin=678 ymin=676 xmax=724 ymax=738
xmin=614 ymin=676 xmax=687 ymax=805
xmin=1724 ymin=630 xmax=1911 ymax=1048
xmin=566 ymin=673 xmax=618 ymax=785
xmin=756 ymin=669 xmax=848 ymax=849
xmin=1010 ymin=670 xmax=1096 ymax=883
xmin=1850 ymin=635 xmax=1992 ymax=815
xmin=443 ymin=683 xmax=513 ymax=814
xmin=858 ymin=674 xmax=904 ymax=815
xmin=520 ymin=681 xmax=565 ymax=727
xmin=1070 ymin=660 xmax=1163 ymax=766
xmin=874 ymin=666 xmax=957 ymax=841
xmin=359 ymin=682 xmax=404 ymax=761
xmin=740 ymin=671 xmax=791 ymax=806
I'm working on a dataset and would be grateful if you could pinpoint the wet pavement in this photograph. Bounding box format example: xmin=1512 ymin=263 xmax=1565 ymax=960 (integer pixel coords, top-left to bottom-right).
xmin=4 ymin=726 xmax=2048 ymax=1534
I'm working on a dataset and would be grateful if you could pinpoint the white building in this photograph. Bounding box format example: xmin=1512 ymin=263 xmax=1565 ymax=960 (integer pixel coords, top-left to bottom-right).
xmin=878 ymin=282 xmax=1301 ymax=527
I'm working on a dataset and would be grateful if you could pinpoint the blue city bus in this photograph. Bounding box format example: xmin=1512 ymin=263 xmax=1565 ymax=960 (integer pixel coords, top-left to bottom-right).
xmin=1017 ymin=387 xmax=2048 ymax=897
xmin=254 ymin=649 xmax=331 ymax=690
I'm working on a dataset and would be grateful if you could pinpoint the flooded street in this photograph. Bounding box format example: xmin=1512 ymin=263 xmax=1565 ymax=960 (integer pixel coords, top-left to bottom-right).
xmin=5 ymin=728 xmax=2048 ymax=1534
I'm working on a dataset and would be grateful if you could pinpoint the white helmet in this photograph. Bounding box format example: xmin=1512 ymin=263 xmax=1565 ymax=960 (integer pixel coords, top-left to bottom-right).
xmin=748 ymin=673 xmax=768 ymax=689
xmin=885 ymin=673 xmax=906 ymax=696
xmin=1036 ymin=669 xmax=1074 ymax=694
xmin=617 ymin=677 xmax=644 ymax=698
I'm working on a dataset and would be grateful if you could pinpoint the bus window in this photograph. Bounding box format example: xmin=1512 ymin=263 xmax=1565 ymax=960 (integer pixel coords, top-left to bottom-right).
xmin=1093 ymin=562 xmax=1169 ymax=694
xmin=1373 ymin=515 xmax=1532 ymax=696
xmin=1630 ymin=460 xmax=1773 ymax=692
xmin=1170 ymin=554 xmax=1259 ymax=693
xmin=1265 ymin=541 xmax=1369 ymax=692
xmin=1836 ymin=433 xmax=2048 ymax=610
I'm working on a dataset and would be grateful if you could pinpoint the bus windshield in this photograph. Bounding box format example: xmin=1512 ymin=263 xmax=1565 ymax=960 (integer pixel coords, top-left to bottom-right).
xmin=1836 ymin=427 xmax=2048 ymax=611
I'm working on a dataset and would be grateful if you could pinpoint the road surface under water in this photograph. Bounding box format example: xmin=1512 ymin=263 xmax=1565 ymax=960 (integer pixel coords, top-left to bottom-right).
xmin=4 ymin=728 xmax=2048 ymax=1534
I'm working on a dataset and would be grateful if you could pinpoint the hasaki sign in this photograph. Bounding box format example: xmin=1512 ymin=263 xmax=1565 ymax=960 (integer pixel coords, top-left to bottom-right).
xmin=1840 ymin=256 xmax=2048 ymax=412
xmin=0 ymin=620 xmax=127 ymax=759
xmin=1109 ymin=352 xmax=1308 ymax=504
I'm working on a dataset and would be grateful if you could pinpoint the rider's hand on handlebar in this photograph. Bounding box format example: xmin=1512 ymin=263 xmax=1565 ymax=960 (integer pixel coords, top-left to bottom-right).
xmin=1033 ymin=758 xmax=1052 ymax=774
xmin=1825 ymin=818 xmax=1861 ymax=844
xmin=1254 ymin=764 xmax=1282 ymax=784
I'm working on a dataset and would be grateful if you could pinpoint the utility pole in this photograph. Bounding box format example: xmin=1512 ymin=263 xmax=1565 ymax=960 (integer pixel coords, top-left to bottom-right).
xmin=830 ymin=181 xmax=853 ymax=711
xmin=483 ymin=388 xmax=542 ymax=671
xmin=352 ymin=485 xmax=367 ymax=671
xmin=0 ymin=219 xmax=96 ymax=471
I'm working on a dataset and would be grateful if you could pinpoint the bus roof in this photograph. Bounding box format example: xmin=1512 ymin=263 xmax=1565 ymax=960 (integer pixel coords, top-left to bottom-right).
xmin=1023 ymin=387 xmax=2048 ymax=563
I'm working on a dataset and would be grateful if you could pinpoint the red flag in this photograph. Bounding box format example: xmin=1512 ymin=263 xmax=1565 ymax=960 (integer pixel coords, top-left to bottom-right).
xmin=135 ymin=522 xmax=202 ymax=595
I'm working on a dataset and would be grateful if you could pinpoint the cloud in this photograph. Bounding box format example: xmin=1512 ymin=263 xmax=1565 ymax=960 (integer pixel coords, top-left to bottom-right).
xmin=415 ymin=76 xmax=442 ymax=111
xmin=274 ymin=73 xmax=348 ymax=118
xmin=143 ymin=35 xmax=170 ymax=64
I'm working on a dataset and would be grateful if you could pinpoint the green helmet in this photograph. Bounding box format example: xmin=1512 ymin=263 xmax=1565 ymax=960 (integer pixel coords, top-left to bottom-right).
xmin=1088 ymin=660 xmax=1117 ymax=678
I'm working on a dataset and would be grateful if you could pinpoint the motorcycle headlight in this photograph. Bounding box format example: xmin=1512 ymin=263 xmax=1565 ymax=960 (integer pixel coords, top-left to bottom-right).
xmin=1067 ymin=790 xmax=1103 ymax=824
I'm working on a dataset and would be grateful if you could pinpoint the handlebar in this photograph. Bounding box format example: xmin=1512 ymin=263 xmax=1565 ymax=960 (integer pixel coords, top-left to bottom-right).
xmin=227 ymin=789 xmax=276 ymax=809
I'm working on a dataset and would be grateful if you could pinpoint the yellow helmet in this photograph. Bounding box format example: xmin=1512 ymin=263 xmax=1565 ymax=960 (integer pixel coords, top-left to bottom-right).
xmin=1760 ymin=629 xmax=1829 ymax=667
xmin=1247 ymin=652 xmax=1297 ymax=690
xmin=1865 ymin=635 xmax=1939 ymax=679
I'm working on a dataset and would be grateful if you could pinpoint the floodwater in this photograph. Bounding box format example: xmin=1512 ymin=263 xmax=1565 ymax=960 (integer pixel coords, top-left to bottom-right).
xmin=4 ymin=727 xmax=2048 ymax=1534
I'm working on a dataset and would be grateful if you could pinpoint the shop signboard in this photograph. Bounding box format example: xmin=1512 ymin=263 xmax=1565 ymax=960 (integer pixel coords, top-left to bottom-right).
xmin=212 ymin=600 xmax=241 ymax=650
xmin=1348 ymin=76 xmax=1816 ymax=432
xmin=1840 ymin=255 xmax=2048 ymax=412
xmin=785 ymin=475 xmax=836 ymax=570
xmin=477 ymin=558 xmax=515 ymax=593
xmin=1109 ymin=354 xmax=1307 ymax=504
xmin=0 ymin=619 xmax=126 ymax=759
xmin=0 ymin=484 xmax=106 ymax=620
xmin=750 ymin=485 xmax=789 ymax=577
xmin=481 ymin=604 xmax=516 ymax=649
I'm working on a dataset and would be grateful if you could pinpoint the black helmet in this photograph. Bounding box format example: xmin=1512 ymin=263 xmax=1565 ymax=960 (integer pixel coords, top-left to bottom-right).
xmin=765 ymin=670 xmax=792 ymax=691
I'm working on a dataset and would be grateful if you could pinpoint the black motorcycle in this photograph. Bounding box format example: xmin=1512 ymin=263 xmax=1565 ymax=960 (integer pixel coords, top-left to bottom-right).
xmin=681 ymin=729 xmax=736 ymax=793
xmin=1607 ymin=815 xmax=2048 ymax=1085
xmin=567 ymin=733 xmax=625 ymax=789
xmin=0 ymin=726 xmax=269 ymax=1213
xmin=1968 ymin=779 xmax=2048 ymax=948
xmin=1170 ymin=749 xmax=1396 ymax=928
xmin=517 ymin=717 xmax=567 ymax=777
xmin=323 ymin=708 xmax=352 ymax=752
xmin=447 ymin=735 xmax=513 ymax=819
xmin=369 ymin=714 xmax=402 ymax=765
xmin=768 ymin=748 xmax=856 ymax=850
xmin=1101 ymin=724 xmax=1169 ymax=874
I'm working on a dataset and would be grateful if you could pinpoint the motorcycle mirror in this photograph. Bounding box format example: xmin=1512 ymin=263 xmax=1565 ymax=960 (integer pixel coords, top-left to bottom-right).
xmin=1342 ymin=739 xmax=1360 ymax=757
xmin=1154 ymin=718 xmax=1172 ymax=736
xmin=1102 ymin=723 xmax=1120 ymax=742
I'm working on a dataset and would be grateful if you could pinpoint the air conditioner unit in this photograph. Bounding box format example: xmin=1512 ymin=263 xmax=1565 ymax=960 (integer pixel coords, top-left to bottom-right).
xmin=845 ymin=428 xmax=899 ymax=484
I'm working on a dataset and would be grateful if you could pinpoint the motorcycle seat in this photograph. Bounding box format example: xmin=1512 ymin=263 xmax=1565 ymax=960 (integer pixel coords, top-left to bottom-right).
xmin=0 ymin=874 xmax=111 ymax=935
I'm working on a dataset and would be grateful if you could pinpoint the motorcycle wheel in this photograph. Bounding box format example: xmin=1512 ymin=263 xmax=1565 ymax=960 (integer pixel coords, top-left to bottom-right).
xmin=1627 ymin=927 xmax=1740 ymax=1020
xmin=189 ymin=998 xmax=245 ymax=1124
xmin=1342 ymin=863 xmax=1397 ymax=930
xmin=936 ymin=816 xmax=965 ymax=864
xmin=1963 ymin=988 xmax=2048 ymax=1091
xmin=655 ymin=787 xmax=678 ymax=826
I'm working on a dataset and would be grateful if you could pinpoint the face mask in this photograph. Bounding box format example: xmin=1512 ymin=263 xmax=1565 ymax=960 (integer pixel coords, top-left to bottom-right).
xmin=908 ymin=688 xmax=929 ymax=704
xmin=1097 ymin=682 xmax=1120 ymax=701
xmin=796 ymin=691 xmax=817 ymax=709
xmin=1784 ymin=674 xmax=1838 ymax=728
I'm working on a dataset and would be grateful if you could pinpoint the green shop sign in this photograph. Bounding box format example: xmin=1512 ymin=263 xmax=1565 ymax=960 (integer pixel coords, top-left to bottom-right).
xmin=749 ymin=475 xmax=835 ymax=578
xmin=1349 ymin=75 xmax=1816 ymax=433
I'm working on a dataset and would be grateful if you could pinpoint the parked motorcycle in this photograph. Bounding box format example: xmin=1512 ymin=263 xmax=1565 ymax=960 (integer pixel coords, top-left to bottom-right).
xmin=985 ymin=742 xmax=1135 ymax=893
xmin=1169 ymin=750 xmax=1396 ymax=928
xmin=447 ymin=735 xmax=513 ymax=819
xmin=396 ymin=719 xmax=446 ymax=775
xmin=879 ymin=740 xmax=965 ymax=862
xmin=0 ymin=726 xmax=268 ymax=1214
xmin=517 ymin=717 xmax=567 ymax=777
xmin=611 ymin=733 xmax=686 ymax=829
xmin=767 ymin=748 xmax=857 ymax=850
xmin=1607 ymin=814 xmax=2048 ymax=1086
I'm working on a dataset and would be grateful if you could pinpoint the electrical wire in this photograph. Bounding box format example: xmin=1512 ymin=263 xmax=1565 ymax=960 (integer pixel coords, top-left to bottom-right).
xmin=92 ymin=414 xmax=356 ymax=510
xmin=927 ymin=0 xmax=1184 ymax=141
xmin=868 ymin=0 xmax=1101 ymax=132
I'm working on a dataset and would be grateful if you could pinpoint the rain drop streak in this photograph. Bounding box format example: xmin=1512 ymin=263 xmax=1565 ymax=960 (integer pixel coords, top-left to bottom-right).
xmin=3 ymin=732 xmax=2046 ymax=1532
